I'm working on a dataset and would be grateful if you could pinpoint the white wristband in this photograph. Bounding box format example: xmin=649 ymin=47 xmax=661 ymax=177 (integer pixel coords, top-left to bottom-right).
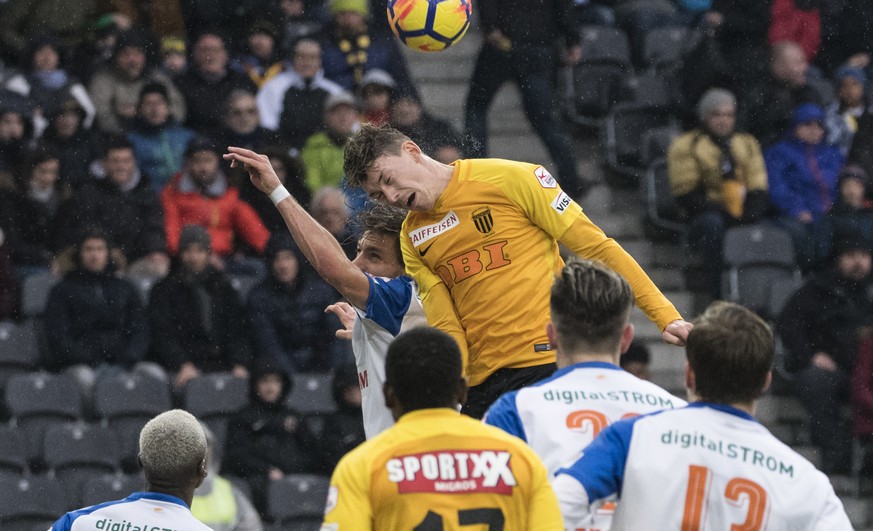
xmin=269 ymin=185 xmax=291 ymax=205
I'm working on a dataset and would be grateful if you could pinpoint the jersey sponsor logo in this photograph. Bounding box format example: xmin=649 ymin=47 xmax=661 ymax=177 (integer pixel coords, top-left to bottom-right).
xmin=358 ymin=370 xmax=369 ymax=390
xmin=661 ymin=430 xmax=796 ymax=478
xmin=534 ymin=166 xmax=557 ymax=188
xmin=551 ymin=191 xmax=572 ymax=214
xmin=95 ymin=517 xmax=178 ymax=531
xmin=435 ymin=241 xmax=511 ymax=288
xmin=324 ymin=486 xmax=338 ymax=515
xmin=386 ymin=450 xmax=518 ymax=495
xmin=409 ymin=211 xmax=460 ymax=247
xmin=419 ymin=242 xmax=435 ymax=257
xmin=472 ymin=207 xmax=494 ymax=234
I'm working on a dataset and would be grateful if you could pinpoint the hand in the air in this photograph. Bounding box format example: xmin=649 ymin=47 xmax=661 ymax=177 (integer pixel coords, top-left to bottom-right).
xmin=223 ymin=147 xmax=282 ymax=195
xmin=662 ymin=319 xmax=693 ymax=347
xmin=326 ymin=301 xmax=356 ymax=340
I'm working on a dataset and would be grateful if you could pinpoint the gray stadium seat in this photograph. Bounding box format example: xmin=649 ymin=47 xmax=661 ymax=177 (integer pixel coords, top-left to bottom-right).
xmin=44 ymin=423 xmax=121 ymax=503
xmin=184 ymin=373 xmax=250 ymax=455
xmin=0 ymin=426 xmax=28 ymax=479
xmin=80 ymin=474 xmax=144 ymax=507
xmin=603 ymin=103 xmax=678 ymax=179
xmin=287 ymin=373 xmax=336 ymax=416
xmin=722 ymin=224 xmax=802 ymax=319
xmin=562 ymin=26 xmax=632 ymax=127
xmin=268 ymin=474 xmax=330 ymax=524
xmin=20 ymin=271 xmax=58 ymax=318
xmin=95 ymin=373 xmax=172 ymax=472
xmin=0 ymin=476 xmax=66 ymax=529
xmin=641 ymin=26 xmax=691 ymax=71
xmin=641 ymin=158 xmax=688 ymax=238
xmin=6 ymin=372 xmax=83 ymax=464
xmin=0 ymin=320 xmax=40 ymax=389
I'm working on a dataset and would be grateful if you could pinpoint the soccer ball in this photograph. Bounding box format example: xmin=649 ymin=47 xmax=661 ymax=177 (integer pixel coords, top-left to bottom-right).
xmin=387 ymin=0 xmax=472 ymax=52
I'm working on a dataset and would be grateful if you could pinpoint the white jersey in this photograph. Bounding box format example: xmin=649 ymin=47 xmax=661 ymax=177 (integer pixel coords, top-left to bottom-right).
xmin=51 ymin=491 xmax=213 ymax=531
xmin=484 ymin=361 xmax=686 ymax=474
xmin=353 ymin=274 xmax=426 ymax=439
xmin=554 ymin=403 xmax=853 ymax=531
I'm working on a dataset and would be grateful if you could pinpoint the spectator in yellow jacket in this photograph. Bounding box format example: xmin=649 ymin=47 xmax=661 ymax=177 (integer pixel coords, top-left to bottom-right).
xmin=668 ymin=88 xmax=770 ymax=297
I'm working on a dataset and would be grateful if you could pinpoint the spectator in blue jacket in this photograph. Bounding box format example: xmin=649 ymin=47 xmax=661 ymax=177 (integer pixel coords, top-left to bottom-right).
xmin=127 ymin=82 xmax=195 ymax=192
xmin=765 ymin=103 xmax=845 ymax=269
xmin=247 ymin=233 xmax=351 ymax=375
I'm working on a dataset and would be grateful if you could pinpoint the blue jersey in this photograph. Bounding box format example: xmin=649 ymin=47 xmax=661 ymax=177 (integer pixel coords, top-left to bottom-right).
xmin=553 ymin=403 xmax=853 ymax=531
xmin=51 ymin=492 xmax=213 ymax=531
xmin=353 ymin=274 xmax=426 ymax=439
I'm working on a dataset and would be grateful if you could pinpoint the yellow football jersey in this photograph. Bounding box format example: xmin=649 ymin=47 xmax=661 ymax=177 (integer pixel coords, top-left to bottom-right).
xmin=401 ymin=159 xmax=681 ymax=386
xmin=322 ymin=408 xmax=563 ymax=531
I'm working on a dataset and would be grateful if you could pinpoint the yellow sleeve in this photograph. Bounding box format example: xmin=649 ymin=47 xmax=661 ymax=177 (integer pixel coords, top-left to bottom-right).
xmin=527 ymin=452 xmax=564 ymax=531
xmin=560 ymin=215 xmax=682 ymax=330
xmin=667 ymin=134 xmax=702 ymax=197
xmin=401 ymin=222 xmax=470 ymax=373
xmin=497 ymin=163 xmax=681 ymax=330
xmin=741 ymin=134 xmax=768 ymax=192
xmin=322 ymin=451 xmax=373 ymax=530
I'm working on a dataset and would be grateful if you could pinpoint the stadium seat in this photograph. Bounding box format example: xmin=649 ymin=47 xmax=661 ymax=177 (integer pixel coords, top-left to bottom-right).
xmin=184 ymin=373 xmax=250 ymax=454
xmin=80 ymin=474 xmax=144 ymax=507
xmin=603 ymin=103 xmax=678 ymax=179
xmin=268 ymin=474 xmax=330 ymax=524
xmin=562 ymin=26 xmax=632 ymax=127
xmin=0 ymin=320 xmax=41 ymax=390
xmin=0 ymin=426 xmax=28 ymax=479
xmin=95 ymin=373 xmax=172 ymax=421
xmin=641 ymin=26 xmax=691 ymax=72
xmin=20 ymin=271 xmax=58 ymax=318
xmin=287 ymin=373 xmax=337 ymax=416
xmin=95 ymin=373 xmax=172 ymax=471
xmin=6 ymin=372 xmax=83 ymax=464
xmin=43 ymin=423 xmax=121 ymax=498
xmin=640 ymin=158 xmax=688 ymax=239
xmin=722 ymin=224 xmax=802 ymax=319
xmin=616 ymin=72 xmax=671 ymax=109
xmin=0 ymin=476 xmax=66 ymax=529
xmin=184 ymin=373 xmax=249 ymax=419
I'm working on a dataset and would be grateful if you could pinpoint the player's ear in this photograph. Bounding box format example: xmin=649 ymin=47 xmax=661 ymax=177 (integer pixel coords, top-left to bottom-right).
xmin=455 ymin=377 xmax=468 ymax=409
xmin=195 ymin=458 xmax=208 ymax=488
xmin=403 ymin=140 xmax=422 ymax=160
xmin=619 ymin=323 xmax=634 ymax=355
xmin=684 ymin=361 xmax=696 ymax=399
xmin=761 ymin=371 xmax=772 ymax=395
xmin=546 ymin=322 xmax=558 ymax=350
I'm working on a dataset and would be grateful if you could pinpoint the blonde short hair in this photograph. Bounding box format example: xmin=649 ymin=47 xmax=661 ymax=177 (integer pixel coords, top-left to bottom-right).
xmin=139 ymin=409 xmax=206 ymax=478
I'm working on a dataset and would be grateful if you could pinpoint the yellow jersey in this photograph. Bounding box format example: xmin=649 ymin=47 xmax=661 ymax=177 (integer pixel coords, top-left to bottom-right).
xmin=321 ymin=408 xmax=562 ymax=531
xmin=401 ymin=159 xmax=681 ymax=386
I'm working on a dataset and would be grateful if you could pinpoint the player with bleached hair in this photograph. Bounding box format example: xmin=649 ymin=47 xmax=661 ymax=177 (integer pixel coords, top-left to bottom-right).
xmin=50 ymin=409 xmax=213 ymax=531
xmin=553 ymin=302 xmax=853 ymax=531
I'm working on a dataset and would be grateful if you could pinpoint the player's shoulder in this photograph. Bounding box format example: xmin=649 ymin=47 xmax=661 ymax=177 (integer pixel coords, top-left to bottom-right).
xmin=462 ymin=158 xmax=545 ymax=187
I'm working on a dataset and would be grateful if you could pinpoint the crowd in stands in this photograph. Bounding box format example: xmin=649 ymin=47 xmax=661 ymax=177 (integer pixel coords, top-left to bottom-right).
xmin=1 ymin=0 xmax=873 ymax=524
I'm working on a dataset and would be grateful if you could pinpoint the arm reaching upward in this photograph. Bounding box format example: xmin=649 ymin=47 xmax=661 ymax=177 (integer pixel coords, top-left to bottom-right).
xmin=223 ymin=147 xmax=371 ymax=309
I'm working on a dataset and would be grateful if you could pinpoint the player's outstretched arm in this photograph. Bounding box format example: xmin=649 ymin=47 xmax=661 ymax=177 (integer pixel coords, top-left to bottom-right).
xmin=224 ymin=147 xmax=371 ymax=309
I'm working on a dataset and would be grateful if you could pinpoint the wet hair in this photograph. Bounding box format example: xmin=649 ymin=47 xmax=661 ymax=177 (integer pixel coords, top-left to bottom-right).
xmin=686 ymin=301 xmax=774 ymax=404
xmin=355 ymin=203 xmax=407 ymax=267
xmin=550 ymin=259 xmax=634 ymax=354
xmin=342 ymin=123 xmax=411 ymax=187
xmin=385 ymin=327 xmax=463 ymax=412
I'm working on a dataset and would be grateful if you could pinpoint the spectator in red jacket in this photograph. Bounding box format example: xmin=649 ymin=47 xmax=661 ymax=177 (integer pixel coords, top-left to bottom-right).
xmin=854 ymin=332 xmax=873 ymax=458
xmin=161 ymin=138 xmax=270 ymax=275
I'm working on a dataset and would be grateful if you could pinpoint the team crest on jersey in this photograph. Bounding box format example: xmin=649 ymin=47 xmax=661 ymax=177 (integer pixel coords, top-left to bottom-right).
xmin=409 ymin=210 xmax=460 ymax=246
xmin=386 ymin=450 xmax=518 ymax=495
xmin=472 ymin=207 xmax=494 ymax=234
xmin=534 ymin=166 xmax=557 ymax=188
